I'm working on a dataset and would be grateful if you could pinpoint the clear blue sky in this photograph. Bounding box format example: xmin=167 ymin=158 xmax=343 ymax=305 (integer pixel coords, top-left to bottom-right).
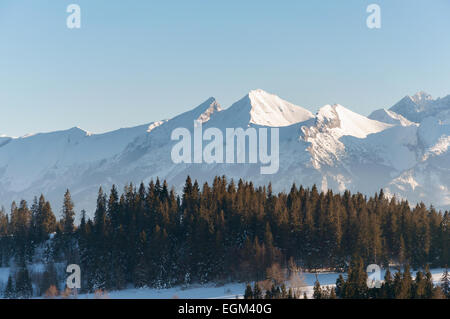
xmin=1 ymin=0 xmax=449 ymax=136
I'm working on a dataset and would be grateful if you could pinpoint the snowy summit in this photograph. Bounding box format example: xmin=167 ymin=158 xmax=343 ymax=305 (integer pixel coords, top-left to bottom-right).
xmin=0 ymin=89 xmax=449 ymax=214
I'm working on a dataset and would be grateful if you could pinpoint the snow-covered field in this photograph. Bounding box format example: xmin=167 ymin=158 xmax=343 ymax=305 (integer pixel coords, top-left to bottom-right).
xmin=1 ymin=266 xmax=445 ymax=299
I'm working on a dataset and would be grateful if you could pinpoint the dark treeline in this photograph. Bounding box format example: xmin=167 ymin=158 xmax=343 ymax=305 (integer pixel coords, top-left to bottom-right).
xmin=0 ymin=176 xmax=449 ymax=294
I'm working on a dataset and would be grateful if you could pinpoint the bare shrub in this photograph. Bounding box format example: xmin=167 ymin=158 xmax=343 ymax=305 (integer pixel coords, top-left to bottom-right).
xmin=266 ymin=263 xmax=285 ymax=286
xmin=288 ymin=271 xmax=306 ymax=298
xmin=61 ymin=287 xmax=77 ymax=299
xmin=94 ymin=289 xmax=109 ymax=299
xmin=258 ymin=279 xmax=273 ymax=292
xmin=44 ymin=285 xmax=59 ymax=299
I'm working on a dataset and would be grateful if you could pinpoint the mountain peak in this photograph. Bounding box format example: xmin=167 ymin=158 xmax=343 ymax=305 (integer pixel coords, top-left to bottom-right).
xmin=389 ymin=91 xmax=440 ymax=122
xmin=394 ymin=91 xmax=433 ymax=109
xmin=73 ymin=126 xmax=92 ymax=135
xmin=248 ymin=88 xmax=271 ymax=98
xmin=225 ymin=89 xmax=314 ymax=127
xmin=410 ymin=91 xmax=433 ymax=103
xmin=314 ymin=103 xmax=391 ymax=138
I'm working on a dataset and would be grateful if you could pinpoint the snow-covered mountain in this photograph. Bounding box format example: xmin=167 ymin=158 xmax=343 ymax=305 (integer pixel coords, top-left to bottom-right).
xmin=1 ymin=89 xmax=449 ymax=216
xmin=368 ymin=108 xmax=416 ymax=127
xmin=389 ymin=91 xmax=450 ymax=124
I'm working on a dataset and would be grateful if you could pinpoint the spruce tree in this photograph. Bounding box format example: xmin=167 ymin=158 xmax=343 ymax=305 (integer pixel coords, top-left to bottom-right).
xmin=393 ymin=270 xmax=403 ymax=298
xmin=382 ymin=268 xmax=394 ymax=299
xmin=335 ymin=274 xmax=345 ymax=298
xmin=62 ymin=190 xmax=75 ymax=234
xmin=1 ymin=177 xmax=449 ymax=294
xmin=10 ymin=200 xmax=32 ymax=265
xmin=3 ymin=275 xmax=15 ymax=299
xmin=413 ymin=270 xmax=425 ymax=298
xmin=342 ymin=255 xmax=368 ymax=299
xmin=397 ymin=265 xmax=413 ymax=299
xmin=424 ymin=265 xmax=434 ymax=299
xmin=92 ymin=187 xmax=109 ymax=290
xmin=441 ymin=268 xmax=449 ymax=298
xmin=244 ymin=283 xmax=253 ymax=299
xmin=313 ymin=280 xmax=322 ymax=299
xmin=15 ymin=267 xmax=33 ymax=299
xmin=253 ymin=282 xmax=262 ymax=299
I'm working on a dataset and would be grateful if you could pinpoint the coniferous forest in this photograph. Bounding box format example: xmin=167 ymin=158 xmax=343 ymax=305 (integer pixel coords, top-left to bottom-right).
xmin=0 ymin=176 xmax=449 ymax=297
xmin=244 ymin=256 xmax=450 ymax=299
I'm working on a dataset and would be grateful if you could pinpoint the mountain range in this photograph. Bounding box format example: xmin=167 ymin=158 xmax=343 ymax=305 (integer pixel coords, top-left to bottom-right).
xmin=1 ymin=89 xmax=449 ymax=217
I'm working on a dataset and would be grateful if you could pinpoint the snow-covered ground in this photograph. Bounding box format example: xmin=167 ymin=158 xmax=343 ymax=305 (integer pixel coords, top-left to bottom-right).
xmin=0 ymin=266 xmax=445 ymax=299
xmin=75 ymin=268 xmax=448 ymax=299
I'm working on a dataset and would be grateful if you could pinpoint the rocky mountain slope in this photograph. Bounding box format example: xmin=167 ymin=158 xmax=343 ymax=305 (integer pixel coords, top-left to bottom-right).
xmin=1 ymin=90 xmax=449 ymax=216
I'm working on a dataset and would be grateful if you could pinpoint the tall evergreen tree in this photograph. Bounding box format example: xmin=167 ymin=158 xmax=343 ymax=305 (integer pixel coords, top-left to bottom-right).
xmin=244 ymin=283 xmax=253 ymax=299
xmin=441 ymin=268 xmax=449 ymax=298
xmin=15 ymin=267 xmax=33 ymax=299
xmin=62 ymin=190 xmax=75 ymax=234
xmin=342 ymin=255 xmax=368 ymax=299
xmin=313 ymin=280 xmax=322 ymax=299
xmin=3 ymin=275 xmax=15 ymax=299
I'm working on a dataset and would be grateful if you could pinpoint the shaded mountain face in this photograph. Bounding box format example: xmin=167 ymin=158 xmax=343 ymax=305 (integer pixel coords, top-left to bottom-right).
xmin=0 ymin=136 xmax=12 ymax=147
xmin=368 ymin=109 xmax=416 ymax=127
xmin=389 ymin=91 xmax=450 ymax=123
xmin=1 ymin=90 xmax=449 ymax=217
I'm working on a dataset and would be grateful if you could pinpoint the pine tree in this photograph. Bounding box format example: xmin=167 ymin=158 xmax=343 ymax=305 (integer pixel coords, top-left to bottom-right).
xmin=3 ymin=275 xmax=15 ymax=299
xmin=62 ymin=190 xmax=75 ymax=234
xmin=441 ymin=268 xmax=449 ymax=298
xmin=253 ymin=282 xmax=262 ymax=299
xmin=424 ymin=265 xmax=434 ymax=299
xmin=57 ymin=190 xmax=77 ymax=264
xmin=1 ymin=177 xmax=449 ymax=294
xmin=0 ymin=207 xmax=9 ymax=266
xmin=31 ymin=195 xmax=57 ymax=244
xmin=382 ymin=268 xmax=394 ymax=299
xmin=335 ymin=274 xmax=345 ymax=298
xmin=397 ymin=265 xmax=413 ymax=299
xmin=244 ymin=283 xmax=253 ymax=299
xmin=393 ymin=270 xmax=403 ymax=298
xmin=133 ymin=230 xmax=149 ymax=288
xmin=342 ymin=255 xmax=368 ymax=299
xmin=413 ymin=270 xmax=426 ymax=299
xmin=10 ymin=200 xmax=33 ymax=265
xmin=92 ymin=187 xmax=109 ymax=290
xmin=15 ymin=267 xmax=33 ymax=299
xmin=313 ymin=280 xmax=322 ymax=299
